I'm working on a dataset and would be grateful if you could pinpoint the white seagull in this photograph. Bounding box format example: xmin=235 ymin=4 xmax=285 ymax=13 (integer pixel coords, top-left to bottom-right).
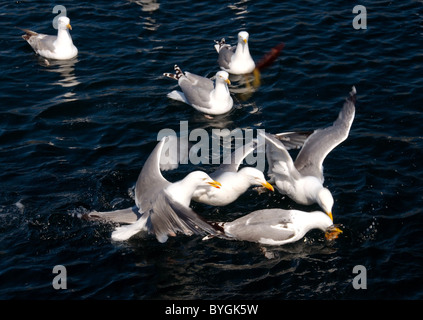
xmin=214 ymin=31 xmax=255 ymax=75
xmin=192 ymin=139 xmax=274 ymax=206
xmin=89 ymin=136 xmax=224 ymax=243
xmin=207 ymin=209 xmax=342 ymax=246
xmin=21 ymin=16 xmax=78 ymax=60
xmin=163 ymin=65 xmax=233 ymax=115
xmin=264 ymin=87 xmax=357 ymax=220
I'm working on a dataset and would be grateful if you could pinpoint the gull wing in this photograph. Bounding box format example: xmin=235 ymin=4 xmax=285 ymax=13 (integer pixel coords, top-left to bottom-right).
xmin=156 ymin=193 xmax=223 ymax=241
xmin=263 ymin=132 xmax=301 ymax=181
xmin=134 ymin=137 xmax=170 ymax=211
xmin=22 ymin=29 xmax=57 ymax=53
xmin=178 ymin=73 xmax=214 ymax=109
xmin=217 ymin=45 xmax=235 ymax=70
xmin=223 ymin=209 xmax=296 ymax=243
xmin=215 ymin=138 xmax=258 ymax=173
xmin=294 ymin=87 xmax=356 ymax=181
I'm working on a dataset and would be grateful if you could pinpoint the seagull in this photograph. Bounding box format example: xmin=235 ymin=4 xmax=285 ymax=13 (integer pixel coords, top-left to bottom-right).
xmin=206 ymin=208 xmax=342 ymax=246
xmin=21 ymin=16 xmax=78 ymax=60
xmin=263 ymin=87 xmax=357 ymax=220
xmin=89 ymin=136 xmax=224 ymax=243
xmin=191 ymin=139 xmax=274 ymax=206
xmin=214 ymin=31 xmax=255 ymax=75
xmin=163 ymin=65 xmax=233 ymax=115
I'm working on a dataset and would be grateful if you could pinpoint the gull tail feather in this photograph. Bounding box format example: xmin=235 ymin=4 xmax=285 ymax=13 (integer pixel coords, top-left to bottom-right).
xmin=19 ymin=28 xmax=38 ymax=41
xmin=214 ymin=38 xmax=226 ymax=53
xmin=85 ymin=207 xmax=140 ymax=224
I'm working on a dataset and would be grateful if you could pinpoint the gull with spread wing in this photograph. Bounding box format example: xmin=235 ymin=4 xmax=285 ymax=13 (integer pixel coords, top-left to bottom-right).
xmin=264 ymin=87 xmax=357 ymax=220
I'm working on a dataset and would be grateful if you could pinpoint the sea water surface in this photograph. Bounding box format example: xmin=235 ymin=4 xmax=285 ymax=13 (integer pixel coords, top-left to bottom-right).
xmin=0 ymin=0 xmax=423 ymax=300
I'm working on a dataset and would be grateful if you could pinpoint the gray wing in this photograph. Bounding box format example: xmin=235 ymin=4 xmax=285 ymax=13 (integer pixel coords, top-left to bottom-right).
xmin=86 ymin=206 xmax=141 ymax=224
xmin=214 ymin=139 xmax=258 ymax=174
xmin=224 ymin=209 xmax=295 ymax=242
xmin=150 ymin=192 xmax=222 ymax=242
xmin=109 ymin=192 xmax=223 ymax=242
xmin=158 ymin=135 xmax=191 ymax=171
xmin=178 ymin=72 xmax=214 ymax=109
xmin=274 ymin=131 xmax=313 ymax=150
xmin=134 ymin=137 xmax=170 ymax=211
xmin=217 ymin=46 xmax=235 ymax=70
xmin=184 ymin=72 xmax=215 ymax=90
xmin=22 ymin=30 xmax=57 ymax=53
xmin=294 ymin=87 xmax=356 ymax=181
xmin=263 ymin=132 xmax=301 ymax=181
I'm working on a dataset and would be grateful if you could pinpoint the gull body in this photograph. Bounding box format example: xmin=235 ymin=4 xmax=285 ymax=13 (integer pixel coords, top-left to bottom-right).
xmin=90 ymin=136 xmax=223 ymax=243
xmin=192 ymin=140 xmax=273 ymax=206
xmin=21 ymin=16 xmax=78 ymax=60
xmin=215 ymin=31 xmax=255 ymax=75
xmin=164 ymin=65 xmax=233 ymax=115
xmin=209 ymin=209 xmax=342 ymax=246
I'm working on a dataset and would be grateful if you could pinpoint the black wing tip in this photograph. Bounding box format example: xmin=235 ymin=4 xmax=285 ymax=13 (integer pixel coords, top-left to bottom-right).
xmin=174 ymin=65 xmax=184 ymax=78
xmin=163 ymin=72 xmax=177 ymax=80
xmin=163 ymin=65 xmax=184 ymax=80
xmin=348 ymin=86 xmax=357 ymax=104
xmin=166 ymin=196 xmax=223 ymax=236
xmin=214 ymin=38 xmax=226 ymax=45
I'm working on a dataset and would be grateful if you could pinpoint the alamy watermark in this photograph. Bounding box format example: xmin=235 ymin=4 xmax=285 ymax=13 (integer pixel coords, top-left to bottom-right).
xmin=50 ymin=3 xmax=367 ymax=30
xmin=352 ymin=265 xmax=367 ymax=289
xmin=157 ymin=121 xmax=266 ymax=172
xmin=52 ymin=265 xmax=67 ymax=290
xmin=52 ymin=5 xmax=67 ymax=29
xmin=352 ymin=5 xmax=367 ymax=30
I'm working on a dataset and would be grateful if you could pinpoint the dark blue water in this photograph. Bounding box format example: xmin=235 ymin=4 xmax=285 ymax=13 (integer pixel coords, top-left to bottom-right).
xmin=1 ymin=0 xmax=423 ymax=300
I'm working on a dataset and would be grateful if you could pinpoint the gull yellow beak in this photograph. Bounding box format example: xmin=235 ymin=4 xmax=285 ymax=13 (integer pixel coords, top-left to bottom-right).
xmin=243 ymin=39 xmax=247 ymax=44
xmin=262 ymin=181 xmax=274 ymax=192
xmin=207 ymin=180 xmax=222 ymax=189
xmin=327 ymin=211 xmax=333 ymax=221
xmin=325 ymin=226 xmax=343 ymax=241
xmin=67 ymin=24 xmax=72 ymax=30
xmin=225 ymin=78 xmax=231 ymax=85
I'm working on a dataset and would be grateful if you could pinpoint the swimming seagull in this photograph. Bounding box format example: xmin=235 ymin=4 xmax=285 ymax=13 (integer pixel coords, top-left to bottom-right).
xmin=205 ymin=209 xmax=342 ymax=246
xmin=214 ymin=31 xmax=255 ymax=75
xmin=163 ymin=65 xmax=233 ymax=115
xmin=263 ymin=86 xmax=357 ymax=220
xmin=191 ymin=139 xmax=274 ymax=206
xmin=21 ymin=16 xmax=78 ymax=60
xmin=90 ymin=136 xmax=224 ymax=243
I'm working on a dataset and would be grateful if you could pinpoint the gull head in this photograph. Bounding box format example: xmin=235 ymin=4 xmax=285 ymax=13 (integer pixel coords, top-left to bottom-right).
xmin=317 ymin=188 xmax=334 ymax=221
xmin=215 ymin=71 xmax=231 ymax=85
xmin=187 ymin=171 xmax=221 ymax=189
xmin=58 ymin=16 xmax=72 ymax=30
xmin=238 ymin=31 xmax=249 ymax=44
xmin=240 ymin=167 xmax=274 ymax=191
